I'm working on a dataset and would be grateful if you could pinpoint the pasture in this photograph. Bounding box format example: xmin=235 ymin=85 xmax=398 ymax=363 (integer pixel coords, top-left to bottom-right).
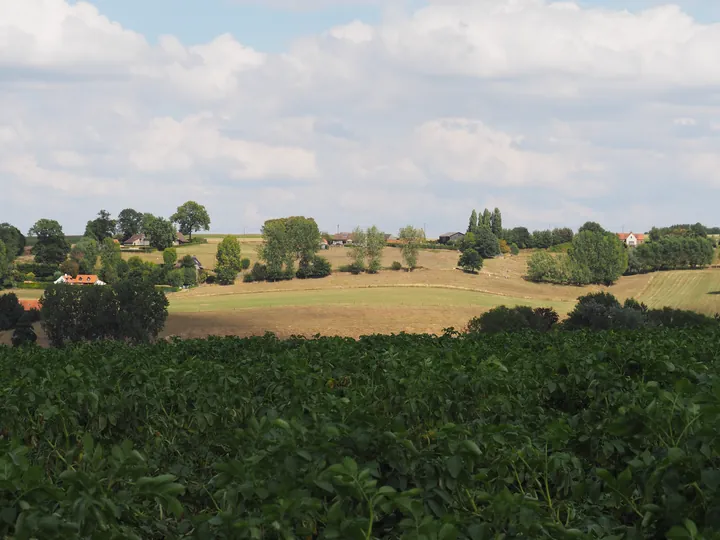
xmin=3 ymin=242 xmax=720 ymax=344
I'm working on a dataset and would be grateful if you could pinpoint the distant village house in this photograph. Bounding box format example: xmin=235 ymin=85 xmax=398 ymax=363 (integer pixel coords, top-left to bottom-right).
xmin=438 ymin=232 xmax=465 ymax=245
xmin=617 ymin=232 xmax=645 ymax=247
xmin=54 ymin=274 xmax=106 ymax=286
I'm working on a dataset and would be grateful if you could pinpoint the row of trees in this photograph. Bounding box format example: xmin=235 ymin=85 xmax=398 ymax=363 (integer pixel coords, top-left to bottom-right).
xmin=41 ymin=278 xmax=169 ymax=346
xmin=527 ymin=223 xmax=628 ymax=285
xmin=86 ymin=202 xmax=211 ymax=244
xmin=627 ymin=235 xmax=714 ymax=274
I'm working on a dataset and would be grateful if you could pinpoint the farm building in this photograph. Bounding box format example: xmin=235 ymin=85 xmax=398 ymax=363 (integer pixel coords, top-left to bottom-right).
xmin=54 ymin=274 xmax=106 ymax=286
xmin=332 ymin=232 xmax=353 ymax=245
xmin=123 ymin=233 xmax=150 ymax=247
xmin=175 ymin=232 xmax=188 ymax=245
xmin=617 ymin=232 xmax=645 ymax=247
xmin=175 ymin=256 xmax=204 ymax=271
xmin=438 ymin=232 xmax=465 ymax=244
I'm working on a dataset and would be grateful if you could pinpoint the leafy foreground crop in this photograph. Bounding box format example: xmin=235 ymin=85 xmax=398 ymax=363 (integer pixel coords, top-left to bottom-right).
xmin=1 ymin=330 xmax=720 ymax=539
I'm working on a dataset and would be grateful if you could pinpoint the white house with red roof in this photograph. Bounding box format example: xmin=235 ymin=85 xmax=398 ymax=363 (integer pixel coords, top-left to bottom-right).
xmin=617 ymin=232 xmax=645 ymax=247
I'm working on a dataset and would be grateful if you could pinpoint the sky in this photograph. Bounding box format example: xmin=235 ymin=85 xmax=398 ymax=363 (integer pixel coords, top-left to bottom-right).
xmin=2 ymin=1 xmax=720 ymax=236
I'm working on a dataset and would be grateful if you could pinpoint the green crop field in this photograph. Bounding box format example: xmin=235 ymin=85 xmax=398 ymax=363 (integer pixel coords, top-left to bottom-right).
xmin=168 ymin=286 xmax=575 ymax=313
xmin=1 ymin=329 xmax=719 ymax=538
xmin=636 ymin=269 xmax=720 ymax=314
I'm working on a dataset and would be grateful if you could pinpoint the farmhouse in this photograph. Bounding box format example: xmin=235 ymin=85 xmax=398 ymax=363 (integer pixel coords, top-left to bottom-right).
xmin=617 ymin=232 xmax=645 ymax=247
xmin=319 ymin=238 xmax=328 ymax=250
xmin=332 ymin=232 xmax=353 ymax=245
xmin=439 ymin=232 xmax=465 ymax=244
xmin=54 ymin=274 xmax=107 ymax=286
xmin=175 ymin=256 xmax=204 ymax=271
xmin=123 ymin=233 xmax=150 ymax=247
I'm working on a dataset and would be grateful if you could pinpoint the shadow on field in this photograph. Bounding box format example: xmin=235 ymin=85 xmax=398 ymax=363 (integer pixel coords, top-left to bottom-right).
xmin=707 ymin=291 xmax=720 ymax=295
xmin=163 ymin=305 xmax=483 ymax=340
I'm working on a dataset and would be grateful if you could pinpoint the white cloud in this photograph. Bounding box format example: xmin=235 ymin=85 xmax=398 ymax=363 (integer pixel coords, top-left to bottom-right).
xmin=128 ymin=114 xmax=318 ymax=180
xmin=2 ymin=0 xmax=720 ymax=235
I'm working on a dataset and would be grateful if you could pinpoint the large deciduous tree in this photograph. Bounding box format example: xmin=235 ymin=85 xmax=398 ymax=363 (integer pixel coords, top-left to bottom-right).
xmin=70 ymin=236 xmax=100 ymax=274
xmin=215 ymin=236 xmax=243 ymax=285
xmin=0 ymin=223 xmax=26 ymax=258
xmin=260 ymin=216 xmax=320 ymax=279
xmin=578 ymin=221 xmax=606 ymax=235
xmin=458 ymin=248 xmax=482 ymax=273
xmin=348 ymin=227 xmax=367 ymax=269
xmin=117 ymin=208 xmax=144 ymax=240
xmin=365 ymin=226 xmax=386 ymax=273
xmin=473 ymin=226 xmax=501 ymax=259
xmin=84 ymin=210 xmax=117 ymax=242
xmin=569 ymin=231 xmax=628 ymax=285
xmin=28 ymin=219 xmax=70 ymax=265
xmin=398 ymin=225 xmax=425 ymax=270
xmin=171 ymin=201 xmax=211 ymax=240
xmin=143 ymin=215 xmax=177 ymax=251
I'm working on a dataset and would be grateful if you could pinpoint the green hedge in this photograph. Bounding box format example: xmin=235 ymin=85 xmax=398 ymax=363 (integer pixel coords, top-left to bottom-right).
xmin=16 ymin=282 xmax=51 ymax=290
xmin=15 ymin=263 xmax=59 ymax=278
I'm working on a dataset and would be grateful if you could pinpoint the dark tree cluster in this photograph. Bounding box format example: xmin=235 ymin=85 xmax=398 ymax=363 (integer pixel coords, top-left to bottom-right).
xmin=627 ymin=235 xmax=714 ymax=274
xmin=41 ymin=278 xmax=169 ymax=347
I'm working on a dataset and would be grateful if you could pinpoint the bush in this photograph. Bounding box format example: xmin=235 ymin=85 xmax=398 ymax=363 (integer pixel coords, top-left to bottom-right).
xmin=240 ymin=258 xmax=251 ymax=270
xmin=166 ymin=269 xmax=185 ymax=288
xmin=251 ymin=263 xmax=268 ymax=282
xmin=0 ymin=292 xmax=24 ymax=330
xmin=11 ymin=311 xmax=37 ymax=347
xmin=204 ymin=274 xmax=216 ymax=285
xmin=16 ymin=282 xmax=50 ymax=290
xmin=391 ymin=261 xmax=403 ymax=271
xmin=15 ymin=263 xmax=59 ymax=278
xmin=339 ymin=263 xmax=364 ymax=275
xmin=266 ymin=268 xmax=294 ymax=282
xmin=182 ymin=266 xmax=198 ymax=287
xmin=646 ymin=307 xmax=718 ymax=329
xmin=465 ymin=305 xmax=559 ymax=334
xmin=297 ymin=255 xmax=332 ymax=279
xmin=215 ymin=265 xmax=238 ymax=285
xmin=499 ymin=239 xmax=510 ymax=254
xmin=510 ymin=243 xmax=520 ymax=255
xmin=243 ymin=273 xmax=255 ymax=283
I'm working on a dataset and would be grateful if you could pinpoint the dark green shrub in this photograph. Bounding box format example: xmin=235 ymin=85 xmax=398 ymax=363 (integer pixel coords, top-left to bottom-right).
xmin=242 ymin=273 xmax=255 ymax=283
xmin=297 ymin=255 xmax=332 ymax=279
xmin=11 ymin=311 xmax=37 ymax=347
xmin=166 ymin=269 xmax=184 ymax=288
xmin=623 ymin=298 xmax=648 ymax=313
xmin=510 ymin=243 xmax=520 ymax=255
xmin=182 ymin=267 xmax=198 ymax=287
xmin=576 ymin=291 xmax=621 ymax=308
xmin=466 ymin=306 xmax=559 ymax=334
xmin=215 ymin=265 xmax=238 ymax=285
xmin=15 ymin=263 xmax=59 ymax=278
xmin=40 ymin=279 xmax=168 ymax=346
xmin=646 ymin=307 xmax=718 ymax=329
xmin=0 ymin=293 xmax=23 ymax=330
xmin=339 ymin=263 xmax=364 ymax=275
xmin=251 ymin=263 xmax=268 ymax=282
xmin=16 ymin=282 xmax=51 ymax=290
xmin=391 ymin=261 xmax=402 ymax=271
xmin=240 ymin=258 xmax=251 ymax=270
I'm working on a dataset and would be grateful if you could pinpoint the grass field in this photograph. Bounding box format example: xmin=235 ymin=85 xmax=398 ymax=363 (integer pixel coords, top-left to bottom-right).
xmin=3 ymin=244 xmax=720 ymax=344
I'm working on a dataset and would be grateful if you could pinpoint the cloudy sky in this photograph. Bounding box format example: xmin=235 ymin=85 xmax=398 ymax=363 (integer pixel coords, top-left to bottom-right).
xmin=2 ymin=0 xmax=720 ymax=236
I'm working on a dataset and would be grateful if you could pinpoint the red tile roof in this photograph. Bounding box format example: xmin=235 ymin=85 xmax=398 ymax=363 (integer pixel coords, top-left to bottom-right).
xmin=64 ymin=274 xmax=101 ymax=285
xmin=617 ymin=232 xmax=645 ymax=241
xmin=19 ymin=299 xmax=41 ymax=311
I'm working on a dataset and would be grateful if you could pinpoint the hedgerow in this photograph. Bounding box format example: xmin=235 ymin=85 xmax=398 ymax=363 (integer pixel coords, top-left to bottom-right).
xmin=1 ymin=330 xmax=719 ymax=538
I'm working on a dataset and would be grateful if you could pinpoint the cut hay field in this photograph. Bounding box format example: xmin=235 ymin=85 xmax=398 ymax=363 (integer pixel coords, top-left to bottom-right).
xmin=4 ymin=244 xmax=720 ymax=344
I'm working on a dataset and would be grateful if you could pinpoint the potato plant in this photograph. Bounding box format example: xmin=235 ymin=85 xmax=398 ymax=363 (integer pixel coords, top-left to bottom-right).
xmin=1 ymin=329 xmax=719 ymax=538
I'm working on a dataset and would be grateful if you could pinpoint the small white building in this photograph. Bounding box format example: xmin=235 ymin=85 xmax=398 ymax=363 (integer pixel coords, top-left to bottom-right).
xmin=617 ymin=232 xmax=645 ymax=247
xmin=54 ymin=274 xmax=106 ymax=286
